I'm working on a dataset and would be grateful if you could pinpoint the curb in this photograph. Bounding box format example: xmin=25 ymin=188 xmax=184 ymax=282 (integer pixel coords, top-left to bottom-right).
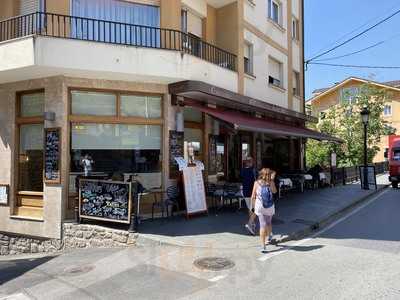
xmin=274 ymin=184 xmax=390 ymax=244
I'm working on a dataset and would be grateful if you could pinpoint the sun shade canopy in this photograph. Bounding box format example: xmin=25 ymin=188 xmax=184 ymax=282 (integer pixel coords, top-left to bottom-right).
xmin=188 ymin=103 xmax=342 ymax=143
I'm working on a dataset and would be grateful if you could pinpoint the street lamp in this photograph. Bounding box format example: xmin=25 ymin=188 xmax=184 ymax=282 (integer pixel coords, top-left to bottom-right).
xmin=360 ymin=106 xmax=370 ymax=189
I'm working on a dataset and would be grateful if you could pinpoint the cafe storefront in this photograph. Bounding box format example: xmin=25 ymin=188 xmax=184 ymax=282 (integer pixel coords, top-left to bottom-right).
xmin=0 ymin=77 xmax=339 ymax=241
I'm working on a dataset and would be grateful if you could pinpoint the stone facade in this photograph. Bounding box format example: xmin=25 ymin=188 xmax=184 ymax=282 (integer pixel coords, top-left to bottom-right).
xmin=0 ymin=223 xmax=138 ymax=256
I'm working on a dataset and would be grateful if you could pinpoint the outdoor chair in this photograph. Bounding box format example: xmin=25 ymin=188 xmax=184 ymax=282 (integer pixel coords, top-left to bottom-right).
xmin=222 ymin=183 xmax=242 ymax=209
xmin=152 ymin=185 xmax=180 ymax=220
xmin=205 ymin=182 xmax=218 ymax=209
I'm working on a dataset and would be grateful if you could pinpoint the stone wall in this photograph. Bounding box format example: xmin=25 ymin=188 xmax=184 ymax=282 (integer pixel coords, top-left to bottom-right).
xmin=0 ymin=223 xmax=138 ymax=256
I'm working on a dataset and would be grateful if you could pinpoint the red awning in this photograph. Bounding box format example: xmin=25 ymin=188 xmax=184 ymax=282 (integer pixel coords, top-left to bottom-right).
xmin=188 ymin=103 xmax=342 ymax=143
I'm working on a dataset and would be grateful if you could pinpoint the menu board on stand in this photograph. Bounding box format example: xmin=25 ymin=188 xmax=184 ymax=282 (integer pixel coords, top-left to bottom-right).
xmin=182 ymin=161 xmax=208 ymax=218
xmin=44 ymin=128 xmax=61 ymax=184
xmin=79 ymin=179 xmax=132 ymax=224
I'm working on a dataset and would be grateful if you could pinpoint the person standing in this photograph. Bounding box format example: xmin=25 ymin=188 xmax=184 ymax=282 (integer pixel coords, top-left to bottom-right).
xmin=241 ymin=158 xmax=258 ymax=235
xmin=251 ymin=168 xmax=276 ymax=253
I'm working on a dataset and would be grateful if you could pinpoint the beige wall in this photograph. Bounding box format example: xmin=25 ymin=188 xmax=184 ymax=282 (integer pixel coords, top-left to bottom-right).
xmin=0 ymin=0 xmax=19 ymax=20
xmin=46 ymin=0 xmax=70 ymax=15
xmin=203 ymin=5 xmax=217 ymax=44
xmin=216 ymin=3 xmax=239 ymax=56
xmin=160 ymin=0 xmax=181 ymax=30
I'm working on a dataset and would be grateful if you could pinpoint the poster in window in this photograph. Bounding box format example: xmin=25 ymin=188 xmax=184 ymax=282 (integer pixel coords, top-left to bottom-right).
xmin=169 ymin=131 xmax=184 ymax=179
xmin=44 ymin=128 xmax=61 ymax=184
xmin=0 ymin=184 xmax=9 ymax=206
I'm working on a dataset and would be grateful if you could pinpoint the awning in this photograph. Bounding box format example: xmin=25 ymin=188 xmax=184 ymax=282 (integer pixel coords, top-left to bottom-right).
xmin=187 ymin=103 xmax=342 ymax=143
xmin=169 ymin=80 xmax=317 ymax=123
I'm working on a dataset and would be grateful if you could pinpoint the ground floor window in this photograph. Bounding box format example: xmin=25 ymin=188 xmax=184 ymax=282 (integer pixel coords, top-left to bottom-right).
xmin=18 ymin=124 xmax=44 ymax=192
xmin=70 ymin=123 xmax=162 ymax=188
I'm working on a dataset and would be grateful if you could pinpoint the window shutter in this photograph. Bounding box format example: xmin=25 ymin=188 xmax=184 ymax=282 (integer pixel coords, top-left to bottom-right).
xmin=19 ymin=0 xmax=40 ymax=15
xmin=187 ymin=11 xmax=203 ymax=38
xmin=269 ymin=58 xmax=281 ymax=80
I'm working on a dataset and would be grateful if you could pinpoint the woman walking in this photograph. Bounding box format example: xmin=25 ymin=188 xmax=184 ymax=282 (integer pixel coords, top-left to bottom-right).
xmin=251 ymin=168 xmax=276 ymax=253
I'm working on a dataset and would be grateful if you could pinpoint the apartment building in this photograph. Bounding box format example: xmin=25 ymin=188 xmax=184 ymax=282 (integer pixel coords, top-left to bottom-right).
xmin=0 ymin=0 xmax=338 ymax=240
xmin=309 ymin=77 xmax=400 ymax=163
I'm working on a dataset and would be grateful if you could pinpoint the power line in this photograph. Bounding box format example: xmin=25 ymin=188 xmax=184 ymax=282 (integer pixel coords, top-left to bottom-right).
xmin=313 ymin=41 xmax=384 ymax=62
xmin=307 ymin=2 xmax=400 ymax=59
xmin=306 ymin=7 xmax=400 ymax=63
xmin=308 ymin=62 xmax=400 ymax=69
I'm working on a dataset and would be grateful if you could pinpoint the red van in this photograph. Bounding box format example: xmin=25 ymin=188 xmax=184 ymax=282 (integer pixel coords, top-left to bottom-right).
xmin=387 ymin=135 xmax=400 ymax=188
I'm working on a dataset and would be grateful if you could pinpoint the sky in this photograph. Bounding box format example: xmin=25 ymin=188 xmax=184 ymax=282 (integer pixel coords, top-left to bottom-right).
xmin=305 ymin=0 xmax=400 ymax=100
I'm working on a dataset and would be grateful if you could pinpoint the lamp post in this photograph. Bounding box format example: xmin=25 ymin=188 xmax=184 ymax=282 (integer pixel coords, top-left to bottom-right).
xmin=360 ymin=106 xmax=370 ymax=190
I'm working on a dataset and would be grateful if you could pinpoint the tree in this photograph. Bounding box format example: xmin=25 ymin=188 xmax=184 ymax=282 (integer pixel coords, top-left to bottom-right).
xmin=306 ymin=84 xmax=394 ymax=168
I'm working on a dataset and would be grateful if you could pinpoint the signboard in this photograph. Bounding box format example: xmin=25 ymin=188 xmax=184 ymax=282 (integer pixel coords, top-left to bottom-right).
xmin=0 ymin=184 xmax=9 ymax=206
xmin=79 ymin=179 xmax=132 ymax=224
xmin=169 ymin=131 xmax=184 ymax=179
xmin=44 ymin=128 xmax=61 ymax=184
xmin=359 ymin=166 xmax=377 ymax=190
xmin=182 ymin=166 xmax=208 ymax=217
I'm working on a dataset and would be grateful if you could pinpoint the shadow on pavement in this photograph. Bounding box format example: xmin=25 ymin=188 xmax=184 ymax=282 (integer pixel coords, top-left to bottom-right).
xmin=265 ymin=244 xmax=324 ymax=255
xmin=0 ymin=255 xmax=56 ymax=285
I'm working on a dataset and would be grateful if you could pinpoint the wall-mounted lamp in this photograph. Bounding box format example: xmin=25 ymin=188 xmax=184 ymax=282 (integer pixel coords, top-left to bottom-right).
xmin=44 ymin=111 xmax=56 ymax=121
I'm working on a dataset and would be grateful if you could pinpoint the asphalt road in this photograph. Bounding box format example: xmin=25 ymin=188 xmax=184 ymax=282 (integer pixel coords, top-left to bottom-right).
xmin=1 ymin=187 xmax=399 ymax=300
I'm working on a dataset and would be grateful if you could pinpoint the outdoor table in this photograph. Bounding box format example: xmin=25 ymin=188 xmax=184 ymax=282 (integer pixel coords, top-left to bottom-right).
xmin=279 ymin=178 xmax=293 ymax=198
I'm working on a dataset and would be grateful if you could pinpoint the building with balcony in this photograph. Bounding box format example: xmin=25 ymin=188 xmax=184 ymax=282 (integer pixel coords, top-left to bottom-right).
xmin=0 ymin=0 xmax=337 ymax=240
xmin=309 ymin=77 xmax=400 ymax=163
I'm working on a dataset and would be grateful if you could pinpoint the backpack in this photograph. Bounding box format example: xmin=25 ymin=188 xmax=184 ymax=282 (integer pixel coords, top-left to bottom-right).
xmin=260 ymin=183 xmax=273 ymax=208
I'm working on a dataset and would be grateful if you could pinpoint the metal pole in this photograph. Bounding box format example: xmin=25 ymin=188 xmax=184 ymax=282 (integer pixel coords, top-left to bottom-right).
xmin=363 ymin=123 xmax=369 ymax=190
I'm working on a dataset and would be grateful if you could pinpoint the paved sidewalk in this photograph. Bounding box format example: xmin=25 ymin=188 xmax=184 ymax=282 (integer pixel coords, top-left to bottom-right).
xmin=138 ymin=174 xmax=390 ymax=249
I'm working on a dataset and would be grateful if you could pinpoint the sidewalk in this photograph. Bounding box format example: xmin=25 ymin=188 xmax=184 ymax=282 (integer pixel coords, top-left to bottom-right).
xmin=138 ymin=174 xmax=390 ymax=249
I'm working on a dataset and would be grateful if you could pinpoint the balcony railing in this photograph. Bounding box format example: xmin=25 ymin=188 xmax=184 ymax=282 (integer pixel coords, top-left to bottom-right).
xmin=0 ymin=12 xmax=237 ymax=72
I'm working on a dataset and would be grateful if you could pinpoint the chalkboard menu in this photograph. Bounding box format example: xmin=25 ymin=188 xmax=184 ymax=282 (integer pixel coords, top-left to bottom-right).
xmin=359 ymin=166 xmax=377 ymax=190
xmin=79 ymin=179 xmax=132 ymax=224
xmin=44 ymin=128 xmax=61 ymax=184
xmin=169 ymin=131 xmax=184 ymax=179
xmin=182 ymin=166 xmax=208 ymax=217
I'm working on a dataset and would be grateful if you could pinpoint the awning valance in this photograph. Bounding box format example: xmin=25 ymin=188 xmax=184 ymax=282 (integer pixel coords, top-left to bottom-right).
xmin=188 ymin=103 xmax=342 ymax=143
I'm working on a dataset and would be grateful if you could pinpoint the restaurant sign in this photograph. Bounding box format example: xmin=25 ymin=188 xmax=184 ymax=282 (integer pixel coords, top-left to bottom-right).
xmin=182 ymin=165 xmax=208 ymax=217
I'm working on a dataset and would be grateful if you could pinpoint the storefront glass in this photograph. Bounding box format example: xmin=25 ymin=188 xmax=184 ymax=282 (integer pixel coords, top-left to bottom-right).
xmin=71 ymin=91 xmax=117 ymax=116
xmin=20 ymin=93 xmax=44 ymax=117
xmin=18 ymin=124 xmax=44 ymax=192
xmin=120 ymin=95 xmax=161 ymax=118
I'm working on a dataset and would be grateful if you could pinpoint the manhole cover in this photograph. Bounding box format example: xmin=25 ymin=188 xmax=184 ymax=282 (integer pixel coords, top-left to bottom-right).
xmin=63 ymin=265 xmax=95 ymax=276
xmin=194 ymin=257 xmax=235 ymax=271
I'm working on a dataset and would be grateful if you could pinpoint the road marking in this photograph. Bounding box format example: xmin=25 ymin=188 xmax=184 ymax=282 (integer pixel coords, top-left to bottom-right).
xmin=208 ymin=275 xmax=227 ymax=282
xmin=258 ymin=188 xmax=390 ymax=262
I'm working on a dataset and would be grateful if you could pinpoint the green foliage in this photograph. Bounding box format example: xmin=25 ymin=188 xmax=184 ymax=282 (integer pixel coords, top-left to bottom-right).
xmin=306 ymin=84 xmax=395 ymax=168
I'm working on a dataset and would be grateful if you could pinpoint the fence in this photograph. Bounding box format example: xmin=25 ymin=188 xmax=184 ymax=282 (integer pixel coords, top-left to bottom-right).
xmin=330 ymin=161 xmax=389 ymax=186
xmin=0 ymin=12 xmax=237 ymax=72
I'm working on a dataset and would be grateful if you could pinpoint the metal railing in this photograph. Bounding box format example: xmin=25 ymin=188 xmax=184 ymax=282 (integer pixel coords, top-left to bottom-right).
xmin=330 ymin=161 xmax=389 ymax=186
xmin=0 ymin=12 xmax=237 ymax=72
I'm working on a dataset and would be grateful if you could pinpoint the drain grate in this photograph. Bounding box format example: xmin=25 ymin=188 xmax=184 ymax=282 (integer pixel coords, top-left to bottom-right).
xmin=194 ymin=257 xmax=235 ymax=271
xmin=63 ymin=265 xmax=95 ymax=276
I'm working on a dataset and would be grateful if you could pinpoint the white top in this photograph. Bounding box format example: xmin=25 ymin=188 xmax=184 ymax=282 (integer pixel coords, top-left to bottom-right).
xmin=254 ymin=182 xmax=275 ymax=216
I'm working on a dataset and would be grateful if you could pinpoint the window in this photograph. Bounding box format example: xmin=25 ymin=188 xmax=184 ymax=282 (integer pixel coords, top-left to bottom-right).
xmin=293 ymin=71 xmax=300 ymax=96
xmin=184 ymin=128 xmax=203 ymax=161
xmin=17 ymin=92 xmax=45 ymax=193
xmin=268 ymin=57 xmax=283 ymax=88
xmin=268 ymin=0 xmax=282 ymax=25
xmin=69 ymin=90 xmax=163 ymax=191
xmin=292 ymin=17 xmax=299 ymax=41
xmin=340 ymin=87 xmax=359 ymax=104
xmin=71 ymin=0 xmax=160 ymax=44
xmin=121 ymin=95 xmax=162 ymax=118
xmin=384 ymin=105 xmax=392 ymax=116
xmin=244 ymin=43 xmax=254 ymax=75
xmin=71 ymin=91 xmax=117 ymax=116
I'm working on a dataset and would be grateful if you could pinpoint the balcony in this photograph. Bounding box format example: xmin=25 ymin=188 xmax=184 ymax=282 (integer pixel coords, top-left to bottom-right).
xmin=0 ymin=12 xmax=238 ymax=91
